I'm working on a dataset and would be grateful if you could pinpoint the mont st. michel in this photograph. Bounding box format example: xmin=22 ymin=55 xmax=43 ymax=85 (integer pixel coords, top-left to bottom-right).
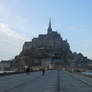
xmin=0 ymin=19 xmax=91 ymax=71
xmin=8 ymin=19 xmax=91 ymax=71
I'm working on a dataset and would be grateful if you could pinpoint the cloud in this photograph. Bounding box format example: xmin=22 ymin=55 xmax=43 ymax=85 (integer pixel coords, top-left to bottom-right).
xmin=0 ymin=23 xmax=28 ymax=40
xmin=0 ymin=1 xmax=30 ymax=60
xmin=0 ymin=23 xmax=28 ymax=61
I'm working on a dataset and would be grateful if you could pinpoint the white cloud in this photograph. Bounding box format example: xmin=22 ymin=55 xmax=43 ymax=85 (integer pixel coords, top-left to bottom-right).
xmin=0 ymin=23 xmax=28 ymax=40
xmin=0 ymin=23 xmax=28 ymax=61
xmin=0 ymin=1 xmax=30 ymax=60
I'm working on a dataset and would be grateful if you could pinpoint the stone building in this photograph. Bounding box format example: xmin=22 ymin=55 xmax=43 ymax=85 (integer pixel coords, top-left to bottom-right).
xmin=10 ymin=19 xmax=92 ymax=71
xmin=12 ymin=20 xmax=73 ymax=70
xmin=22 ymin=19 xmax=69 ymax=51
xmin=0 ymin=60 xmax=12 ymax=71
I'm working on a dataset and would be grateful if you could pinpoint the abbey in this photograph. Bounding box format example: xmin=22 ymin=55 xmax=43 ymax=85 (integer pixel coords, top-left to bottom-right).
xmin=12 ymin=20 xmax=90 ymax=71
xmin=22 ymin=19 xmax=70 ymax=54
xmin=12 ymin=19 xmax=71 ymax=70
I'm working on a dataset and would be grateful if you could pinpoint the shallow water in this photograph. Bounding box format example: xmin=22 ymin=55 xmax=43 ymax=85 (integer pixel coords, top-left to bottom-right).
xmin=82 ymin=72 xmax=92 ymax=76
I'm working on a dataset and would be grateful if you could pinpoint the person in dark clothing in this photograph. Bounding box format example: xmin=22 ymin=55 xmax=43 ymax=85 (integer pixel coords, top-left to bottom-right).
xmin=25 ymin=67 xmax=30 ymax=74
xmin=42 ymin=68 xmax=45 ymax=76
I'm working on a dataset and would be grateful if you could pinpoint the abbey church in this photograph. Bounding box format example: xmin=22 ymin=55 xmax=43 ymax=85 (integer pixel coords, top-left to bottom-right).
xmin=23 ymin=19 xmax=69 ymax=50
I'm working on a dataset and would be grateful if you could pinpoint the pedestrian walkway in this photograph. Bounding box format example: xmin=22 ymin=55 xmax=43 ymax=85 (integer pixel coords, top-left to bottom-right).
xmin=0 ymin=70 xmax=92 ymax=92
xmin=67 ymin=71 xmax=92 ymax=87
xmin=59 ymin=71 xmax=92 ymax=92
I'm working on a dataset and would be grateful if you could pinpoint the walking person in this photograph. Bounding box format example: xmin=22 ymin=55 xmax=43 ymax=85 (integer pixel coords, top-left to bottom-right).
xmin=42 ymin=68 xmax=45 ymax=76
xmin=24 ymin=65 xmax=30 ymax=74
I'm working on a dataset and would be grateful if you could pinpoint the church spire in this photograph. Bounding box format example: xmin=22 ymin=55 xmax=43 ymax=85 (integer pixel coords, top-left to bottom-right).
xmin=48 ymin=18 xmax=52 ymax=34
xmin=49 ymin=18 xmax=51 ymax=28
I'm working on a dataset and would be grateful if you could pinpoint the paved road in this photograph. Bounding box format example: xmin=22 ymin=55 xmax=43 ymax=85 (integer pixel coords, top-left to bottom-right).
xmin=0 ymin=70 xmax=92 ymax=92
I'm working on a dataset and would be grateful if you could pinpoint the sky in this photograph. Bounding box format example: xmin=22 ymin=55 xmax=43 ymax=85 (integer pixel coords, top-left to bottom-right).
xmin=0 ymin=0 xmax=92 ymax=60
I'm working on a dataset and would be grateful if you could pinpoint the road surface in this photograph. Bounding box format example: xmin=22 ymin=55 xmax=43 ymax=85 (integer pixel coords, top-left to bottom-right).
xmin=0 ymin=70 xmax=92 ymax=92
